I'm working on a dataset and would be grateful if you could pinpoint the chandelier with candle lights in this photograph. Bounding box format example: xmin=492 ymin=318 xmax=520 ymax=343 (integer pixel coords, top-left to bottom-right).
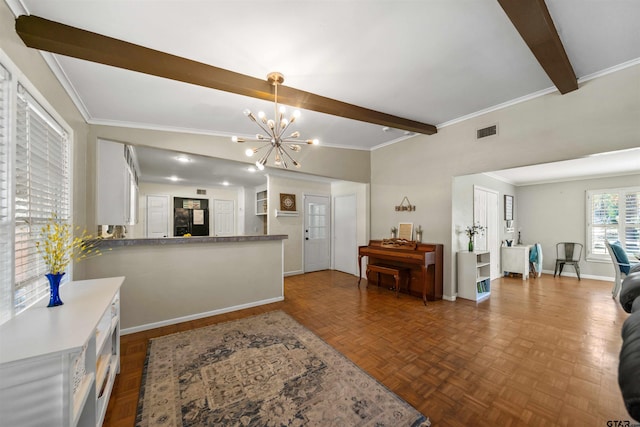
xmin=232 ymin=72 xmax=318 ymax=170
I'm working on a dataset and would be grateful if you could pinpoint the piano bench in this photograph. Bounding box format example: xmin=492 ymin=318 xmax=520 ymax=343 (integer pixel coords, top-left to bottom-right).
xmin=363 ymin=264 xmax=410 ymax=298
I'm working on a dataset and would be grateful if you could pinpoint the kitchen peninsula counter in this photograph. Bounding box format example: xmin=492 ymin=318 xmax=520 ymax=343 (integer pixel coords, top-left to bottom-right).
xmin=97 ymin=234 xmax=287 ymax=248
xmin=83 ymin=234 xmax=287 ymax=333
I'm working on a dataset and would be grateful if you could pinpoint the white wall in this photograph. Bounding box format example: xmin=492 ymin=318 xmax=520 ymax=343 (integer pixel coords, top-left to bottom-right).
xmin=84 ymin=240 xmax=285 ymax=331
xmin=267 ymin=175 xmax=331 ymax=275
xmin=451 ymin=173 xmax=517 ymax=294
xmin=516 ymin=173 xmax=640 ymax=279
xmin=331 ymin=181 xmax=370 ymax=274
xmin=452 ymin=173 xmax=517 ymax=252
xmin=85 ymin=126 xmax=371 ymax=236
xmin=244 ymin=184 xmax=266 ymax=234
xmin=132 ymin=182 xmax=241 ymax=238
xmin=371 ymin=64 xmax=640 ymax=299
xmin=0 ymin=2 xmax=91 ymax=277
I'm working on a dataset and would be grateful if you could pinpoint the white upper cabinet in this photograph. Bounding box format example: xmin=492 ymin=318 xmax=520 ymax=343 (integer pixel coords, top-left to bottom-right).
xmin=96 ymin=139 xmax=139 ymax=225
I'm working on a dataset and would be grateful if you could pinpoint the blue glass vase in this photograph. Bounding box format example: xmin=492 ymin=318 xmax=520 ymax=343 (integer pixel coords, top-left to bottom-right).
xmin=46 ymin=272 xmax=65 ymax=307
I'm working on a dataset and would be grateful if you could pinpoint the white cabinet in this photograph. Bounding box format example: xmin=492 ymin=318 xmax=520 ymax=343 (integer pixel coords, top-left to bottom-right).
xmin=256 ymin=189 xmax=267 ymax=215
xmin=0 ymin=277 xmax=124 ymax=427
xmin=501 ymin=245 xmax=530 ymax=279
xmin=96 ymin=139 xmax=139 ymax=225
xmin=457 ymin=251 xmax=491 ymax=301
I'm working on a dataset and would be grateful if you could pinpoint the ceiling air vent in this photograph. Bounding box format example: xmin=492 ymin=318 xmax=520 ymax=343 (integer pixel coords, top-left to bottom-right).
xmin=477 ymin=124 xmax=498 ymax=139
xmin=196 ymin=189 xmax=207 ymax=195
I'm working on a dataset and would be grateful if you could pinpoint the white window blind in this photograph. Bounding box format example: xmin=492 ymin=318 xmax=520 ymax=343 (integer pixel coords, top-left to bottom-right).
xmin=625 ymin=191 xmax=640 ymax=253
xmin=0 ymin=64 xmax=11 ymax=323
xmin=587 ymin=187 xmax=640 ymax=260
xmin=14 ymin=83 xmax=70 ymax=314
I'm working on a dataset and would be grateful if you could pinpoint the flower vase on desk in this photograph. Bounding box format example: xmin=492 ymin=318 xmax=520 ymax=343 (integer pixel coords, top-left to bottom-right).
xmin=468 ymin=239 xmax=474 ymax=252
xmin=46 ymin=272 xmax=65 ymax=307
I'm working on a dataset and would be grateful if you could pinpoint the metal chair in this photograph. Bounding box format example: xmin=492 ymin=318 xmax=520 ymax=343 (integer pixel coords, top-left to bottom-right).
xmin=553 ymin=242 xmax=583 ymax=280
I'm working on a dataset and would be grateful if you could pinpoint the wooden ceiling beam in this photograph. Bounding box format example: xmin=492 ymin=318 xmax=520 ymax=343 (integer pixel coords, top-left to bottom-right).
xmin=497 ymin=0 xmax=578 ymax=94
xmin=15 ymin=15 xmax=437 ymax=135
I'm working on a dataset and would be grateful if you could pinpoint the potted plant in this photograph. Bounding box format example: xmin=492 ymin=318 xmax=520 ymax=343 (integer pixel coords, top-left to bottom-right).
xmin=35 ymin=214 xmax=103 ymax=307
xmin=465 ymin=223 xmax=486 ymax=252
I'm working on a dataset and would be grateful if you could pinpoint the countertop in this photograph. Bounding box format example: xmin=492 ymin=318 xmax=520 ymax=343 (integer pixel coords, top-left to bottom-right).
xmin=0 ymin=276 xmax=124 ymax=364
xmin=96 ymin=234 xmax=288 ymax=248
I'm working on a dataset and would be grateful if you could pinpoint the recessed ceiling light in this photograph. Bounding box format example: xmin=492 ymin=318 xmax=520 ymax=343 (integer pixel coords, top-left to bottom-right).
xmin=222 ymin=181 xmax=230 ymax=186
xmin=168 ymin=176 xmax=179 ymax=181
xmin=176 ymin=155 xmax=192 ymax=163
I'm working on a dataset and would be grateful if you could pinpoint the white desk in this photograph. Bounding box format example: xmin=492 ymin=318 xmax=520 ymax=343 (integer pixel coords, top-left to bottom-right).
xmin=502 ymin=245 xmax=530 ymax=279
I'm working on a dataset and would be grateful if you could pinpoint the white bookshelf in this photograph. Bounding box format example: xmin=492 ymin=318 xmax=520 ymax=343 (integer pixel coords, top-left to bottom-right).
xmin=0 ymin=276 xmax=124 ymax=427
xmin=457 ymin=251 xmax=491 ymax=301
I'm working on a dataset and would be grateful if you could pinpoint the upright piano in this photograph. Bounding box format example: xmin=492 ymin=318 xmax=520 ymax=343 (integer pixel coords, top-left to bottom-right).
xmin=358 ymin=240 xmax=443 ymax=304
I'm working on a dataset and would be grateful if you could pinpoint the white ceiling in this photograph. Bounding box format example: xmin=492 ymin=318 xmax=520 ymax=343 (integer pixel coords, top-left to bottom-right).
xmin=8 ymin=0 xmax=640 ymax=185
xmin=486 ymin=148 xmax=640 ymax=186
xmin=134 ymin=145 xmax=334 ymax=188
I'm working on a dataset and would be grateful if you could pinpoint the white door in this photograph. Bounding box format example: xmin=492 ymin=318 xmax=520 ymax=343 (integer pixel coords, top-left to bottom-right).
xmin=334 ymin=194 xmax=357 ymax=275
xmin=304 ymin=195 xmax=331 ymax=272
xmin=474 ymin=186 xmax=500 ymax=279
xmin=146 ymin=195 xmax=169 ymax=237
xmin=214 ymin=199 xmax=235 ymax=236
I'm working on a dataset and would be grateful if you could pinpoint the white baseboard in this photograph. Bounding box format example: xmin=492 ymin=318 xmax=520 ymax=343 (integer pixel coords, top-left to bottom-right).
xmin=121 ymin=296 xmax=285 ymax=335
xmin=443 ymin=294 xmax=456 ymax=301
xmin=284 ymin=270 xmax=304 ymax=277
xmin=540 ymin=269 xmax=614 ymax=282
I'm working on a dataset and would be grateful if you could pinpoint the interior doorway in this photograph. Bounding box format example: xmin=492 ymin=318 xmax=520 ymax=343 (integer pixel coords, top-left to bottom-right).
xmin=146 ymin=195 xmax=169 ymax=237
xmin=304 ymin=194 xmax=331 ymax=272
xmin=474 ymin=186 xmax=500 ymax=279
xmin=213 ymin=199 xmax=235 ymax=236
xmin=333 ymin=194 xmax=357 ymax=275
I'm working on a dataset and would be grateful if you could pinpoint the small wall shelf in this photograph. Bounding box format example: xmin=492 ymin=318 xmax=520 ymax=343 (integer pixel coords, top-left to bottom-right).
xmin=256 ymin=189 xmax=268 ymax=215
xmin=274 ymin=210 xmax=299 ymax=217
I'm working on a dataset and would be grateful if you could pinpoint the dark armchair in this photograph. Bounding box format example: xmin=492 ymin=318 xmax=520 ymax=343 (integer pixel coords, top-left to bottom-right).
xmin=618 ymin=269 xmax=640 ymax=421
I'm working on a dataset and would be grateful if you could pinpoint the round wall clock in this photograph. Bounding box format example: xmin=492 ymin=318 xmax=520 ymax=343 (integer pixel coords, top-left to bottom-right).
xmin=280 ymin=193 xmax=296 ymax=211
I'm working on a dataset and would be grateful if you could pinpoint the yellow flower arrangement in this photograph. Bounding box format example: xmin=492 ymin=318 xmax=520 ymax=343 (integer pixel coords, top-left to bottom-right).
xmin=35 ymin=214 xmax=103 ymax=274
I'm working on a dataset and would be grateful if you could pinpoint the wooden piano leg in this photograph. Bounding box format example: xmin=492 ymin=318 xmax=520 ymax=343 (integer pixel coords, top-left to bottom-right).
xmin=394 ymin=272 xmax=400 ymax=297
xmin=357 ymin=255 xmax=363 ymax=288
xmin=422 ymin=265 xmax=428 ymax=306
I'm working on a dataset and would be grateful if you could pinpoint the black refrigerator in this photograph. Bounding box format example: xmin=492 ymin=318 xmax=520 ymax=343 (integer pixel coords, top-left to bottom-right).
xmin=174 ymin=197 xmax=209 ymax=236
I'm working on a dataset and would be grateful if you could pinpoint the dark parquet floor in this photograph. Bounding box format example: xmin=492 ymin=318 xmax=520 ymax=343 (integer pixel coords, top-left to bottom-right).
xmin=104 ymin=270 xmax=631 ymax=426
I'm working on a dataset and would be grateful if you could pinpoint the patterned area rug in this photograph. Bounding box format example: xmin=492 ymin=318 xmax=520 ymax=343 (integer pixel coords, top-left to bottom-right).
xmin=136 ymin=310 xmax=430 ymax=426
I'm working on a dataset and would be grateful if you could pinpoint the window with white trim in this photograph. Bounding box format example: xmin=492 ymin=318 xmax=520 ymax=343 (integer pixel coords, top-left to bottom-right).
xmin=586 ymin=187 xmax=640 ymax=261
xmin=0 ymin=53 xmax=72 ymax=324
xmin=0 ymin=63 xmax=11 ymax=325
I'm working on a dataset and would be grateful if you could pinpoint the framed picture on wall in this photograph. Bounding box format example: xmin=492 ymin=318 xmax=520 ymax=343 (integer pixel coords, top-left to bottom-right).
xmin=504 ymin=195 xmax=514 ymax=220
xmin=280 ymin=193 xmax=296 ymax=211
xmin=398 ymin=223 xmax=413 ymax=240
